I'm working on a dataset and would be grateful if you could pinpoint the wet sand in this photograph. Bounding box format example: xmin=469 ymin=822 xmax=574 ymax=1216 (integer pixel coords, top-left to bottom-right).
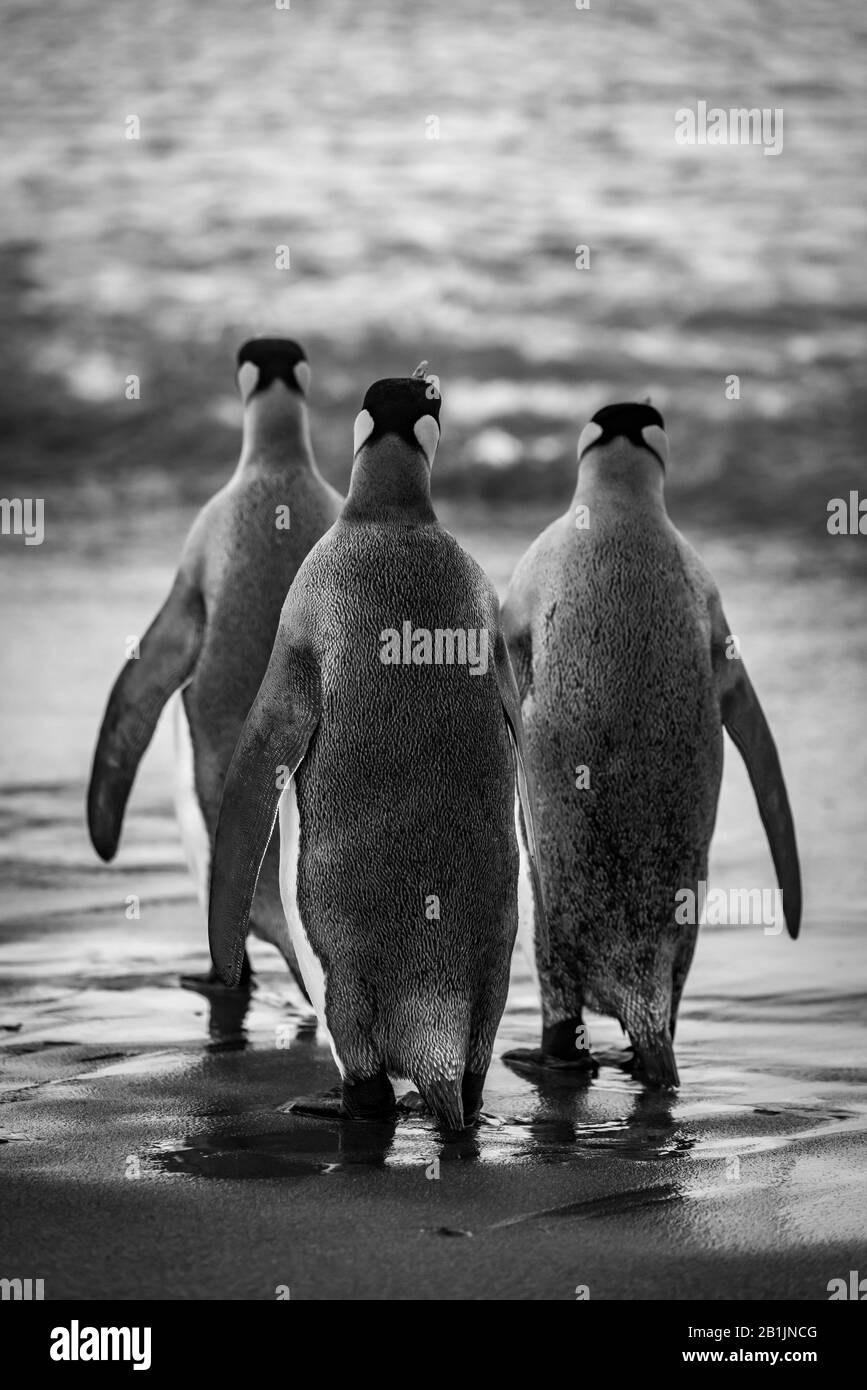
xmin=1 ymin=894 xmax=865 ymax=1300
xmin=1 ymin=511 xmax=866 ymax=1299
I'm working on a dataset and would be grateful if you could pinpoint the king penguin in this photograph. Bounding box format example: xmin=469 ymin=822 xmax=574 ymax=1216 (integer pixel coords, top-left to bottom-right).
xmin=501 ymin=402 xmax=801 ymax=1087
xmin=87 ymin=337 xmax=343 ymax=991
xmin=207 ymin=370 xmax=546 ymax=1128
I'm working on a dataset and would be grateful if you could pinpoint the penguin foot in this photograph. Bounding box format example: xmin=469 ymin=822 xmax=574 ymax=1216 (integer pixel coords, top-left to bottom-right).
xmin=282 ymin=1074 xmax=398 ymax=1121
xmin=280 ymin=1085 xmax=343 ymax=1117
xmin=397 ymin=1090 xmax=429 ymax=1115
xmin=501 ymin=1046 xmax=599 ymax=1077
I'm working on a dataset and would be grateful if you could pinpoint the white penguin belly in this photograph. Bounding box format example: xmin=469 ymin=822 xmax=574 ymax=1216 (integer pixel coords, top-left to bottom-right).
xmin=171 ymin=693 xmax=210 ymax=911
xmin=515 ymin=792 xmax=539 ymax=992
xmin=277 ymin=781 xmax=344 ymax=1076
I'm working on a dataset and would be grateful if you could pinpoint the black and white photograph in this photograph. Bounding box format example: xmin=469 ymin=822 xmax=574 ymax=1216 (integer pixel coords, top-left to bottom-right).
xmin=1 ymin=0 xmax=865 ymax=1340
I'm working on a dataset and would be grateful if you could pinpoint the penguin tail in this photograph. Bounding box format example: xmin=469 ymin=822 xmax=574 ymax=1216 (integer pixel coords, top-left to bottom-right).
xmin=417 ymin=1077 xmax=466 ymax=1132
xmin=633 ymin=1033 xmax=680 ymax=1090
xmin=393 ymin=996 xmax=472 ymax=1129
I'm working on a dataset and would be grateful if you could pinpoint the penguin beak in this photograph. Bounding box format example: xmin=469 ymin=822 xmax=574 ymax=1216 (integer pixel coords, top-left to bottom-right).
xmin=577 ymin=421 xmax=603 ymax=460
xmin=641 ymin=425 xmax=669 ymax=467
xmin=353 ymin=409 xmax=375 ymax=455
xmin=293 ymin=361 xmax=312 ymax=396
xmin=413 ymin=415 xmax=440 ymax=466
xmin=237 ymin=362 xmax=260 ymax=404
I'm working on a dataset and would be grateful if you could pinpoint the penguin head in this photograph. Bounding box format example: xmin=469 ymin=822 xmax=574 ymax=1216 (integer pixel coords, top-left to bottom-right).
xmin=353 ymin=374 xmax=441 ymax=467
xmin=236 ymin=338 xmax=311 ymax=404
xmin=577 ymin=402 xmax=669 ymax=469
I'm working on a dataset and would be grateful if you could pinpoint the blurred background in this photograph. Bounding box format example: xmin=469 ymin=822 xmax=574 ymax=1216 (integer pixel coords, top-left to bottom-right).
xmin=1 ymin=0 xmax=865 ymax=931
xmin=2 ymin=0 xmax=866 ymax=517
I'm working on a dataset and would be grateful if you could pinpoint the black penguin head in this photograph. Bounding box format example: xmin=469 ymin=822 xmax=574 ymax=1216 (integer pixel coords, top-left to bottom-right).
xmin=353 ymin=371 xmax=441 ymax=466
xmin=236 ymin=338 xmax=311 ymax=403
xmin=577 ymin=402 xmax=669 ymax=468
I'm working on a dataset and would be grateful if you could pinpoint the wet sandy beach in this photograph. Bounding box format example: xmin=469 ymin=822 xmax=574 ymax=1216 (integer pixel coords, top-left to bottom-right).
xmin=1 ymin=893 xmax=865 ymax=1300
xmin=1 ymin=509 xmax=865 ymax=1300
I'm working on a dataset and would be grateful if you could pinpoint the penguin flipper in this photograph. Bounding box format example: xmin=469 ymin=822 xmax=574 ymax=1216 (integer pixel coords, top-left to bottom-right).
xmin=87 ymin=573 xmax=205 ymax=861
xmin=208 ymin=645 xmax=321 ymax=988
xmin=493 ymin=633 xmax=550 ymax=962
xmin=713 ymin=609 xmax=802 ymax=940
